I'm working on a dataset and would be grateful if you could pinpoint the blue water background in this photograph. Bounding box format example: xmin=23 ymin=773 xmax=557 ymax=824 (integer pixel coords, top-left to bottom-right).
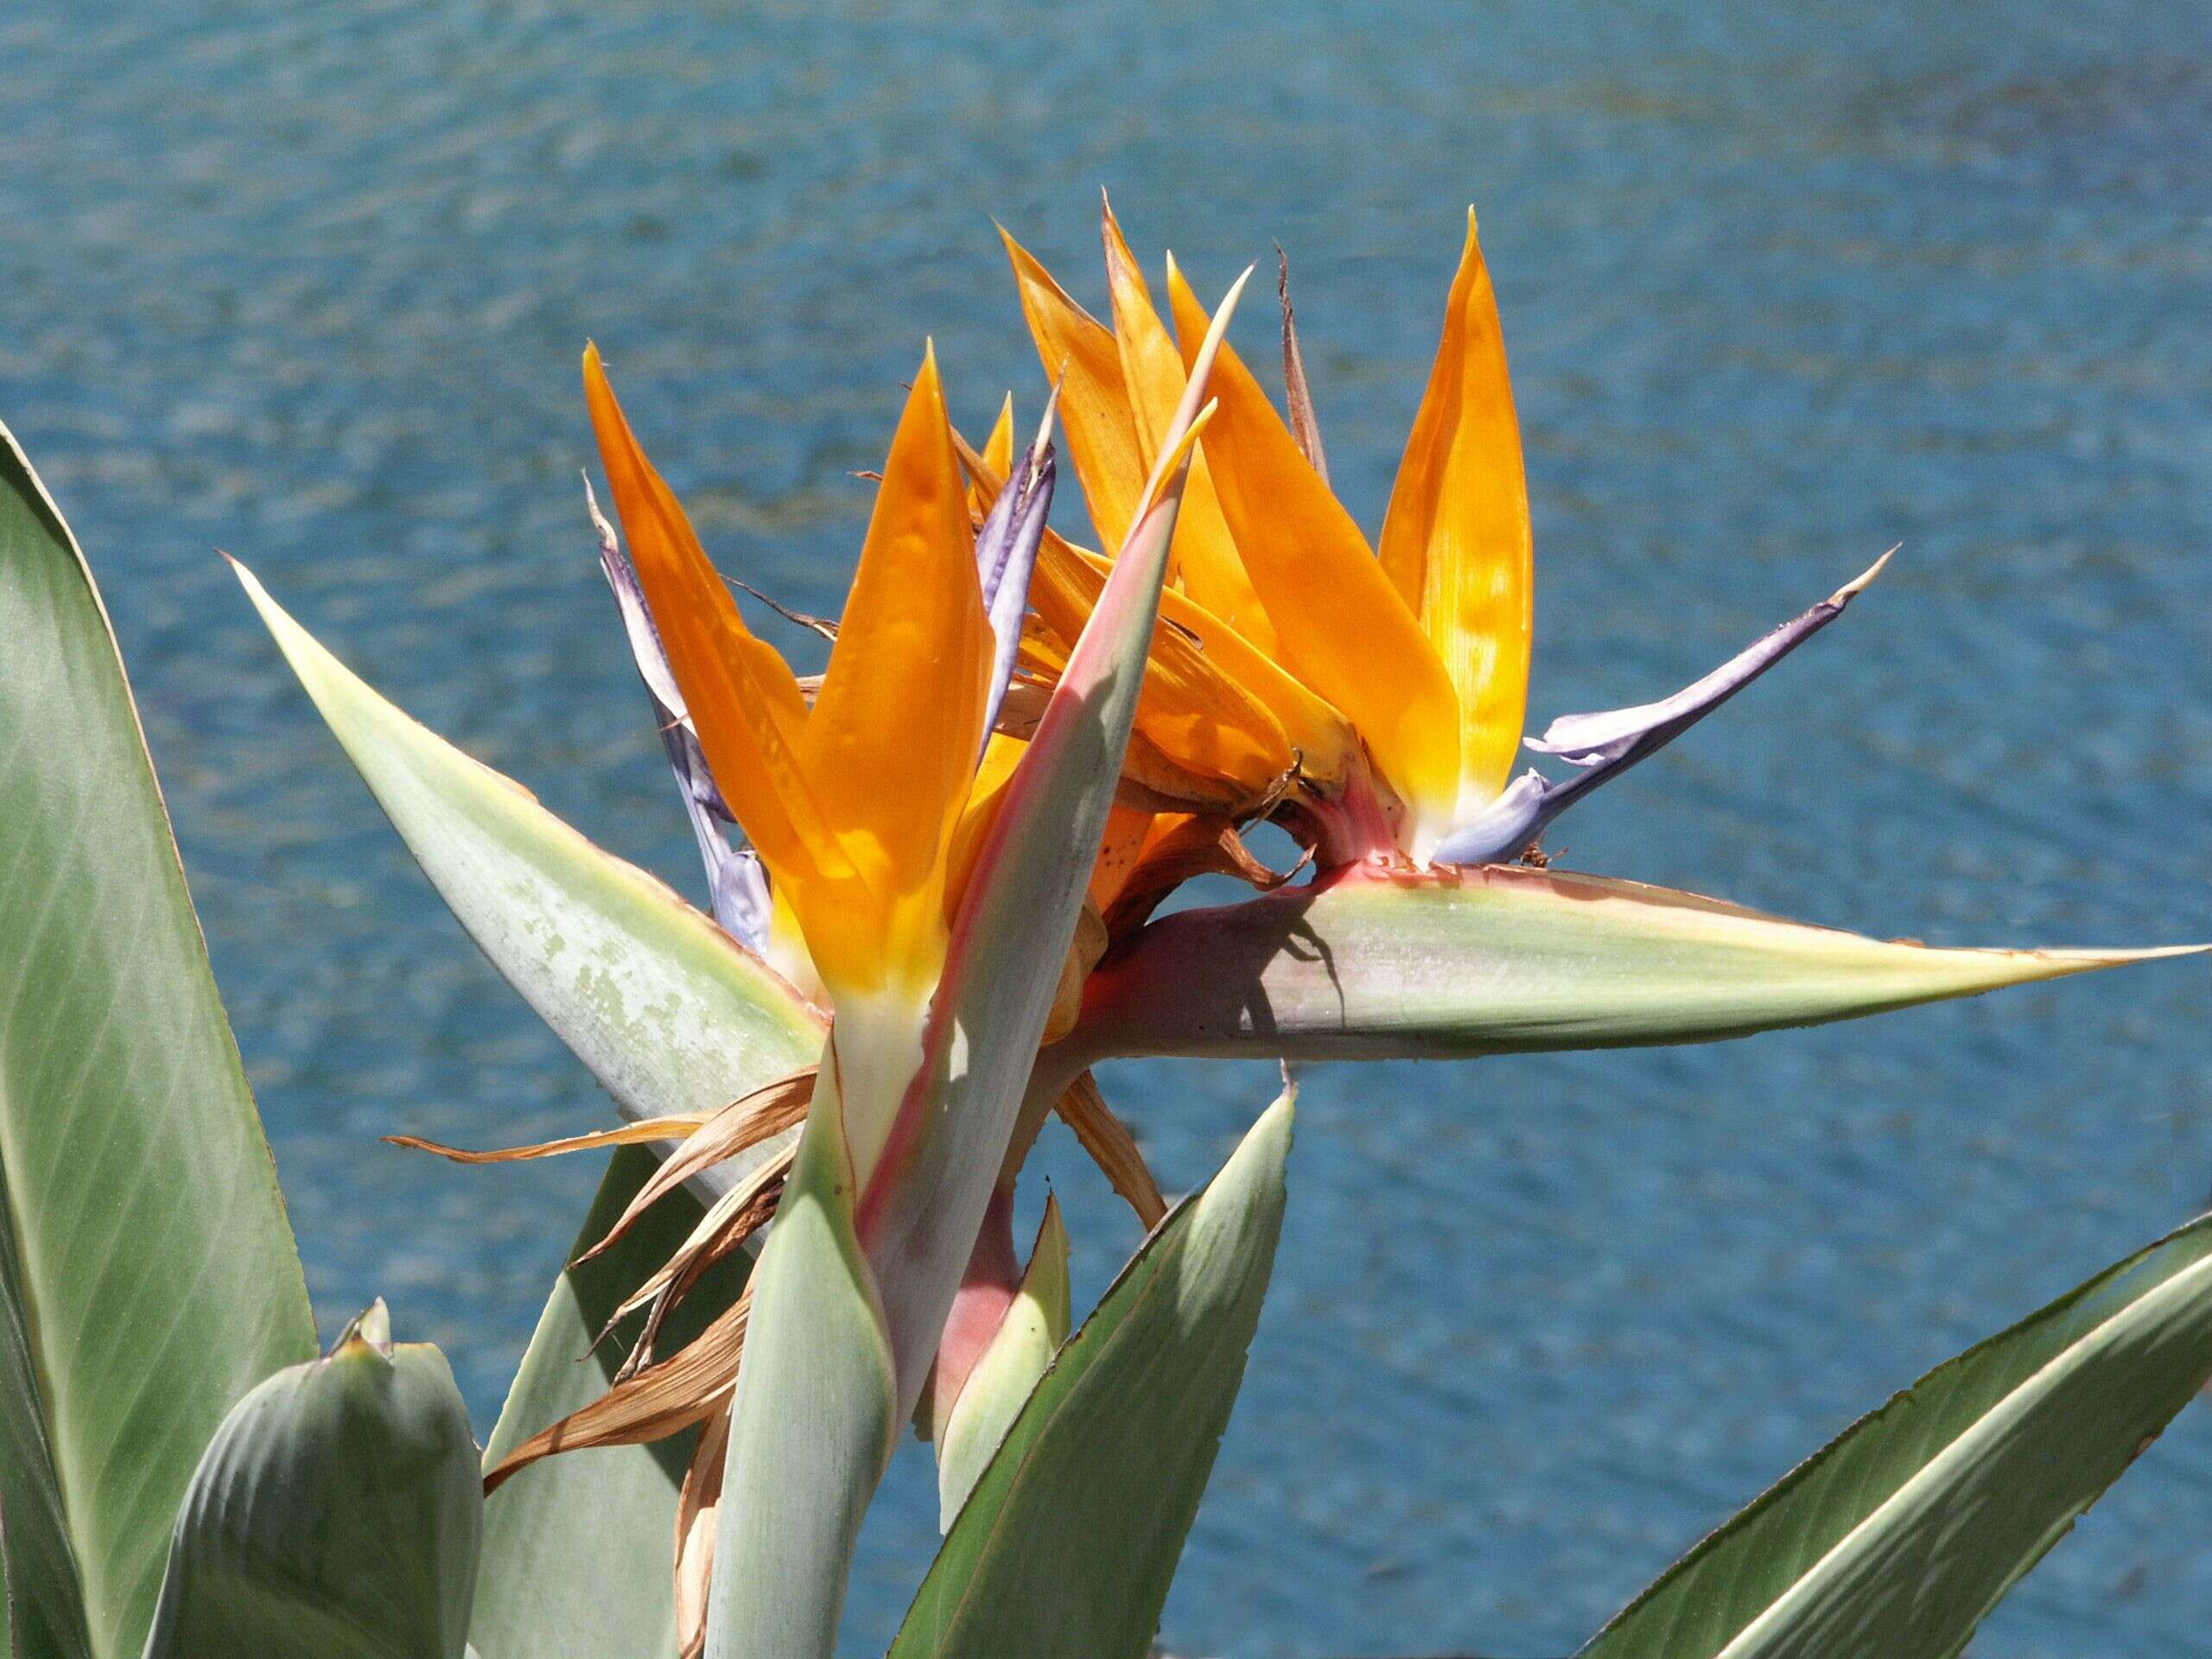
xmin=4 ymin=3 xmax=2210 ymax=1653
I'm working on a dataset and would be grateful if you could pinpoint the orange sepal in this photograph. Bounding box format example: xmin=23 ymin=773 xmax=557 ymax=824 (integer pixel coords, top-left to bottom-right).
xmin=582 ymin=349 xmax=830 ymax=878
xmin=1099 ymin=203 xmax=1278 ymax=650
xmin=970 ymin=392 xmax=1015 ymax=519
xmin=1030 ymin=531 xmax=1289 ymax=805
xmin=980 ymin=392 xmax=1015 ymax=479
xmin=803 ymin=342 xmax=992 ymax=994
xmin=1379 ymin=209 xmax=1534 ymax=805
xmin=1001 ymin=226 xmax=1148 ymax=556
xmin=1162 ymin=261 xmax=1462 ymax=842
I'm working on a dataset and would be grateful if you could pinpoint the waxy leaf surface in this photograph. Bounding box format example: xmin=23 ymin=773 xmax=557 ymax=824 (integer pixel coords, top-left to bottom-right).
xmin=1 ymin=423 xmax=317 ymax=1658
xmin=141 ymin=1307 xmax=480 ymax=1659
xmin=1071 ymin=867 xmax=2202 ymax=1063
xmin=1582 ymin=1211 xmax=2212 ymax=1659
xmin=707 ymin=1084 xmax=898 ymax=1659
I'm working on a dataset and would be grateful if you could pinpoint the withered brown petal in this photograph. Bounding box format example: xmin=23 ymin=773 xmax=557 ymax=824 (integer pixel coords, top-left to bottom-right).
xmin=674 ymin=1403 xmax=732 ymax=1659
xmin=1053 ymin=1070 xmax=1167 ymax=1230
xmin=571 ymin=1070 xmax=814 ymax=1268
xmin=482 ymin=1287 xmax=753 ymax=1493
xmin=383 ymin=1115 xmax=707 ymax=1164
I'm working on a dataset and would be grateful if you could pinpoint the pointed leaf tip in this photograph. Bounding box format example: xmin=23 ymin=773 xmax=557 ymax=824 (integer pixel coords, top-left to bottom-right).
xmin=934 ymin=1195 xmax=1074 ymax=1531
xmin=340 ymin=1299 xmax=394 ymax=1359
xmin=1435 ymin=551 xmax=1892 ymax=866
xmin=231 ymin=556 xmax=822 ymax=1166
xmin=1583 ymin=1211 xmax=2212 ymax=1659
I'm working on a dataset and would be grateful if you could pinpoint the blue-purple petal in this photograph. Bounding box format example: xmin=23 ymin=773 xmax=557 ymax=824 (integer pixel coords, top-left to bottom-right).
xmin=709 ymin=846 xmax=774 ymax=952
xmin=588 ymin=481 xmax=772 ymax=953
xmin=1434 ymin=550 xmax=1891 ymax=866
xmin=1429 ymin=771 xmax=1550 ymax=866
xmin=972 ymin=402 xmax=1057 ymax=752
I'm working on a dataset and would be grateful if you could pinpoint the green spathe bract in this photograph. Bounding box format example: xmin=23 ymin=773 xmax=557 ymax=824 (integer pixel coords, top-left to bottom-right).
xmin=1583 ymin=1211 xmax=2212 ymax=1659
xmin=706 ymin=1072 xmax=898 ymax=1659
xmin=893 ymin=1090 xmax=1294 ymax=1659
xmin=1071 ymin=865 xmax=2203 ymax=1063
xmin=0 ymin=420 xmax=319 ymax=1659
xmin=141 ymin=1304 xmax=482 ymax=1659
xmin=230 ymin=576 xmax=2202 ymax=1133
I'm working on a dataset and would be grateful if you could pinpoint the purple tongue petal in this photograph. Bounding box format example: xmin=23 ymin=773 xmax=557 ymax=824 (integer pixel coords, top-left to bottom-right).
xmin=709 ymin=846 xmax=773 ymax=953
xmin=1435 ymin=550 xmax=1892 ymax=866
xmin=1430 ymin=770 xmax=1551 ymax=866
xmin=588 ymin=480 xmax=772 ymax=952
xmin=972 ymin=392 xmax=1058 ymax=754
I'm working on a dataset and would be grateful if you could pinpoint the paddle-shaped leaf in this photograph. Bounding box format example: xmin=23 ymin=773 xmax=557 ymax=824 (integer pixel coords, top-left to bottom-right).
xmin=890 ymin=1088 xmax=1294 ymax=1659
xmin=1069 ymin=865 xmax=2203 ymax=1064
xmin=1581 ymin=1210 xmax=2212 ymax=1659
xmin=141 ymin=1304 xmax=481 ymax=1659
xmin=1 ymin=421 xmax=318 ymax=1658
xmin=471 ymin=1146 xmax=749 ymax=1659
xmin=232 ymin=563 xmax=823 ymax=1184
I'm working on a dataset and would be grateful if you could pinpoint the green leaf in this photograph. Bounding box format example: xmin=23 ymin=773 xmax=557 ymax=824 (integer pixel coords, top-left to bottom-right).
xmin=470 ymin=1146 xmax=747 ymax=1659
xmin=708 ymin=1084 xmax=899 ymax=1659
xmin=1072 ymin=866 xmax=2203 ymax=1063
xmin=231 ymin=561 xmax=823 ymax=1171
xmin=0 ymin=421 xmax=318 ymax=1657
xmin=890 ymin=1089 xmax=1294 ymax=1659
xmin=0 ymin=1174 xmax=91 ymax=1659
xmin=1581 ymin=1211 xmax=2212 ymax=1659
xmin=141 ymin=1304 xmax=482 ymax=1659
xmin=235 ymin=565 xmax=814 ymax=1656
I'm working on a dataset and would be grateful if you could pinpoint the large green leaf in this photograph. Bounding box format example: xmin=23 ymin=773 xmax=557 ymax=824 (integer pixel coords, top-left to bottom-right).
xmin=141 ymin=1304 xmax=481 ymax=1659
xmin=471 ymin=1145 xmax=747 ymax=1659
xmin=0 ymin=421 xmax=318 ymax=1657
xmin=1071 ymin=865 xmax=2202 ymax=1063
xmin=232 ymin=562 xmax=823 ymax=1173
xmin=890 ymin=1089 xmax=1294 ymax=1659
xmin=1581 ymin=1211 xmax=2212 ymax=1659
